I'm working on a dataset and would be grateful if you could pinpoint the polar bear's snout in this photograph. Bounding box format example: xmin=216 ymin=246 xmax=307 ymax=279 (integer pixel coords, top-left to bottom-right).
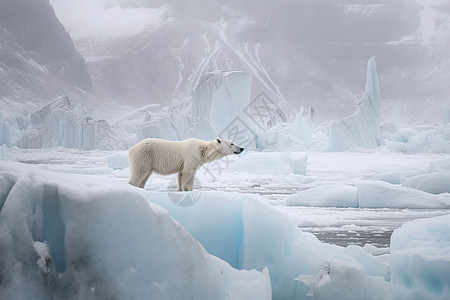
xmin=234 ymin=147 xmax=244 ymax=154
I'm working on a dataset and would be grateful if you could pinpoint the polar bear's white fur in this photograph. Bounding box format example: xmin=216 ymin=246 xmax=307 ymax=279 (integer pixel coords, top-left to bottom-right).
xmin=128 ymin=138 xmax=244 ymax=190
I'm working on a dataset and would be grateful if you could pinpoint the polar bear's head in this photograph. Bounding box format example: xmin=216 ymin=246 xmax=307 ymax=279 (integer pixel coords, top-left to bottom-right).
xmin=216 ymin=138 xmax=244 ymax=155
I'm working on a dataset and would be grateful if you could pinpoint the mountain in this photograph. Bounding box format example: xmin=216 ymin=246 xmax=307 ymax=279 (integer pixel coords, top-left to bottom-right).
xmin=0 ymin=0 xmax=92 ymax=111
xmin=51 ymin=0 xmax=450 ymax=124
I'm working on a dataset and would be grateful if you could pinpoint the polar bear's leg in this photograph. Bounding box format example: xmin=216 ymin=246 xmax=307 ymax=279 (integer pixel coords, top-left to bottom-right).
xmin=138 ymin=170 xmax=153 ymax=188
xmin=181 ymin=171 xmax=196 ymax=191
xmin=129 ymin=159 xmax=152 ymax=188
xmin=177 ymin=172 xmax=182 ymax=191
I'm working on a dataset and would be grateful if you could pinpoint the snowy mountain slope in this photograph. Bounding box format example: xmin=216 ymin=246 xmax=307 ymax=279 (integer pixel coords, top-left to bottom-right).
xmin=0 ymin=0 xmax=94 ymax=112
xmin=51 ymin=0 xmax=450 ymax=123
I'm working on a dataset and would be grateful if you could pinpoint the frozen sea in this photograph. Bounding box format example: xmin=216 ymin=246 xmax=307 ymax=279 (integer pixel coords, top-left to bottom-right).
xmin=9 ymin=147 xmax=450 ymax=249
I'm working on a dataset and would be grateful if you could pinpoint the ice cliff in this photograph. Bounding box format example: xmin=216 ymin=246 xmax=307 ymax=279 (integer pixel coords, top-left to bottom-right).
xmin=327 ymin=57 xmax=382 ymax=151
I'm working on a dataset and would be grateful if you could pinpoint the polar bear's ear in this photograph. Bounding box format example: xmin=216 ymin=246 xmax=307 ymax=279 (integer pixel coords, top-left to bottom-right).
xmin=216 ymin=138 xmax=221 ymax=144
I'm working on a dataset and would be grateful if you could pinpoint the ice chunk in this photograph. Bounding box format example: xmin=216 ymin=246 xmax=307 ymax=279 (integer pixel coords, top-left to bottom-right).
xmin=401 ymin=171 xmax=450 ymax=194
xmin=383 ymin=125 xmax=450 ymax=154
xmin=391 ymin=214 xmax=450 ymax=300
xmin=357 ymin=180 xmax=450 ymax=209
xmin=255 ymin=113 xmax=313 ymax=151
xmin=105 ymin=151 xmax=129 ymax=169
xmin=286 ymin=181 xmax=450 ymax=209
xmin=17 ymin=96 xmax=126 ymax=150
xmin=143 ymin=190 xmax=391 ymax=299
xmin=286 ymin=185 xmax=358 ymax=207
xmin=297 ymin=261 xmax=365 ymax=299
xmin=327 ymin=57 xmax=382 ymax=151
xmin=191 ymin=71 xmax=253 ymax=139
xmin=0 ymin=162 xmax=270 ymax=299
xmin=399 ymin=158 xmax=450 ymax=194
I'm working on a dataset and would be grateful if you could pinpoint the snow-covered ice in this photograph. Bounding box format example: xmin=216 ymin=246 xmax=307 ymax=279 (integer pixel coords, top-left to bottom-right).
xmin=0 ymin=161 xmax=271 ymax=300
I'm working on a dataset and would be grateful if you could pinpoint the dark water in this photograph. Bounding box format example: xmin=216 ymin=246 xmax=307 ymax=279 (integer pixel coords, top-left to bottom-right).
xmin=300 ymin=227 xmax=393 ymax=248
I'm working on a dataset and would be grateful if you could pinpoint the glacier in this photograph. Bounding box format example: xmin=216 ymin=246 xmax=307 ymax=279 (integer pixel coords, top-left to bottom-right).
xmin=0 ymin=161 xmax=270 ymax=300
xmin=326 ymin=57 xmax=382 ymax=151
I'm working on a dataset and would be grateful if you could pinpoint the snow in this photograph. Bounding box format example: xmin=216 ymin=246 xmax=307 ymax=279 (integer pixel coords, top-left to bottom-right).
xmin=229 ymin=152 xmax=307 ymax=175
xmin=327 ymin=57 xmax=382 ymax=151
xmin=0 ymin=161 xmax=270 ymax=300
xmin=391 ymin=213 xmax=450 ymax=300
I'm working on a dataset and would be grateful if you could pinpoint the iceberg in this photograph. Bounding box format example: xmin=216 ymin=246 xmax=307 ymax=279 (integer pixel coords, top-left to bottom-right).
xmin=327 ymin=57 xmax=382 ymax=151
xmin=0 ymin=161 xmax=270 ymax=300
xmin=191 ymin=71 xmax=253 ymax=140
xmin=391 ymin=214 xmax=450 ymax=300
xmin=17 ymin=96 xmax=126 ymax=150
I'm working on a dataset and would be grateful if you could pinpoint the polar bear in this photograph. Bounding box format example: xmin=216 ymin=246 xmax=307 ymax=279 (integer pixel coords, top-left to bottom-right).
xmin=128 ymin=138 xmax=244 ymax=190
